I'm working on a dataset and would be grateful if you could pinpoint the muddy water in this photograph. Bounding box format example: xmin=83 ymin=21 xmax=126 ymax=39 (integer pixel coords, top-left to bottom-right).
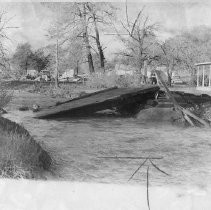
xmin=4 ymin=107 xmax=211 ymax=188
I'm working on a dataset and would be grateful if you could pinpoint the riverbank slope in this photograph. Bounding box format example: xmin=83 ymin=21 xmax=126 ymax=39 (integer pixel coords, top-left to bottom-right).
xmin=0 ymin=117 xmax=52 ymax=179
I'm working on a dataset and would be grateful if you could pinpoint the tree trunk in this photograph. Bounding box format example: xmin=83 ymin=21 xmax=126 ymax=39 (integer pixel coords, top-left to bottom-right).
xmin=74 ymin=60 xmax=79 ymax=76
xmin=138 ymin=45 xmax=143 ymax=74
xmin=141 ymin=59 xmax=148 ymax=84
xmin=25 ymin=60 xmax=28 ymax=75
xmin=137 ymin=48 xmax=144 ymax=84
xmin=93 ymin=16 xmax=105 ymax=71
xmin=83 ymin=4 xmax=94 ymax=74
xmin=166 ymin=65 xmax=172 ymax=87
xmin=143 ymin=60 xmax=148 ymax=77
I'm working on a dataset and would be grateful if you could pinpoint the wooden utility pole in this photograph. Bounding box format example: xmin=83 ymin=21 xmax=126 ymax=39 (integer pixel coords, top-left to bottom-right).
xmin=54 ymin=4 xmax=60 ymax=88
xmin=55 ymin=37 xmax=59 ymax=88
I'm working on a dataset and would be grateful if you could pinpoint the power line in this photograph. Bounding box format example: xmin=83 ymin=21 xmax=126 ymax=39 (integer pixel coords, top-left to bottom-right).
xmin=103 ymin=33 xmax=129 ymax=36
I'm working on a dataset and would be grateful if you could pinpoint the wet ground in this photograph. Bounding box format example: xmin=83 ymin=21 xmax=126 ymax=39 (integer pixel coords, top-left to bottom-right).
xmin=3 ymin=90 xmax=211 ymax=188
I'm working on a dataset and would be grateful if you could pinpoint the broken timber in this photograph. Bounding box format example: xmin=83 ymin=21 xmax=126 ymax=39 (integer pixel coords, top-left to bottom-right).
xmin=35 ymin=86 xmax=160 ymax=119
xmin=157 ymin=91 xmax=211 ymax=108
xmin=155 ymin=70 xmax=210 ymax=127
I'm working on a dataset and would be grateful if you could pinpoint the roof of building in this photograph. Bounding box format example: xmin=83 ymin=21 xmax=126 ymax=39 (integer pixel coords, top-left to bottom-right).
xmin=195 ymin=62 xmax=211 ymax=66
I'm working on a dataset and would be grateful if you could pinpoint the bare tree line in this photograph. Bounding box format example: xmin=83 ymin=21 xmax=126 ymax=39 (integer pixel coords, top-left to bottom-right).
xmin=1 ymin=2 xmax=211 ymax=86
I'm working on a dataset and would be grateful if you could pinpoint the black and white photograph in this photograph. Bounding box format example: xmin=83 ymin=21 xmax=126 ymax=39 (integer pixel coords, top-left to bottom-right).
xmin=0 ymin=0 xmax=210 ymax=209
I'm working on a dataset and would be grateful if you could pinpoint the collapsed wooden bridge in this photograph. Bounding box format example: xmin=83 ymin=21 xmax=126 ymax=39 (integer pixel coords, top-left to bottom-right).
xmin=155 ymin=70 xmax=211 ymax=127
xmin=35 ymin=86 xmax=160 ymax=119
xmin=34 ymin=74 xmax=211 ymax=127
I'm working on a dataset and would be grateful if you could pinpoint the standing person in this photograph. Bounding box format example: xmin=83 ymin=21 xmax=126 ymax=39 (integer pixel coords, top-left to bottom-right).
xmin=150 ymin=71 xmax=157 ymax=85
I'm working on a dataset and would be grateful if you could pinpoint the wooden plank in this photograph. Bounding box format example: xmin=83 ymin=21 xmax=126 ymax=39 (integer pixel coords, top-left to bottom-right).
xmin=52 ymin=87 xmax=118 ymax=107
xmin=155 ymin=71 xmax=180 ymax=109
xmin=181 ymin=108 xmax=210 ymax=127
xmin=183 ymin=114 xmax=195 ymax=127
xmin=35 ymin=86 xmax=159 ymax=118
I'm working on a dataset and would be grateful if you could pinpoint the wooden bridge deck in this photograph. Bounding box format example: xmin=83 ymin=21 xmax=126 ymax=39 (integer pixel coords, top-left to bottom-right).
xmin=35 ymin=86 xmax=160 ymax=119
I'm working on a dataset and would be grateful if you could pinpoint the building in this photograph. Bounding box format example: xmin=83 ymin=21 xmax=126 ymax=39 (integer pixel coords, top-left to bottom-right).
xmin=114 ymin=64 xmax=136 ymax=76
xmin=195 ymin=62 xmax=211 ymax=90
xmin=60 ymin=69 xmax=74 ymax=79
xmin=26 ymin=69 xmax=38 ymax=77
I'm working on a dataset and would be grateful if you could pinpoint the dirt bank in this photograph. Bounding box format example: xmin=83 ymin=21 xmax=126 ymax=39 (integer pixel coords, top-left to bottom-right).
xmin=136 ymin=107 xmax=185 ymax=126
xmin=0 ymin=117 xmax=52 ymax=179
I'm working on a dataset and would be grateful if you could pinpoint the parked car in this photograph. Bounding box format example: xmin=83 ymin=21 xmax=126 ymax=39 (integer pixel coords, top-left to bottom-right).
xmin=171 ymin=74 xmax=184 ymax=84
xmin=40 ymin=70 xmax=51 ymax=81
xmin=34 ymin=75 xmax=50 ymax=82
xmin=26 ymin=69 xmax=38 ymax=80
xmin=58 ymin=77 xmax=69 ymax=82
xmin=58 ymin=75 xmax=83 ymax=83
xmin=72 ymin=77 xmax=81 ymax=82
xmin=77 ymin=74 xmax=89 ymax=82
xmin=26 ymin=74 xmax=36 ymax=80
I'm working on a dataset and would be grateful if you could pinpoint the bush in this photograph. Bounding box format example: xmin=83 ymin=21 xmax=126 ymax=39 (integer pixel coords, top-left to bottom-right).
xmin=29 ymin=71 xmax=147 ymax=99
xmin=0 ymin=83 xmax=13 ymax=109
xmin=45 ymin=84 xmax=74 ymax=98
xmin=30 ymin=83 xmax=75 ymax=99
xmin=187 ymin=75 xmax=197 ymax=87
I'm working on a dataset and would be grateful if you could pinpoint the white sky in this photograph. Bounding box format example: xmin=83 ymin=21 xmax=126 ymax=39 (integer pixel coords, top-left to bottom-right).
xmin=1 ymin=0 xmax=211 ymax=56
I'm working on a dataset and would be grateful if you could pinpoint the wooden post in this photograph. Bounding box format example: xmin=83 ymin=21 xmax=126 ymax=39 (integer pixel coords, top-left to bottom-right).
xmin=202 ymin=65 xmax=205 ymax=87
xmin=197 ymin=66 xmax=199 ymax=87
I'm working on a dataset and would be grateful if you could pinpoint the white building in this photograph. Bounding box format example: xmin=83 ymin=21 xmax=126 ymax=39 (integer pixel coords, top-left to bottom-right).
xmin=26 ymin=69 xmax=38 ymax=77
xmin=60 ymin=69 xmax=74 ymax=79
xmin=114 ymin=64 xmax=136 ymax=76
xmin=195 ymin=62 xmax=211 ymax=91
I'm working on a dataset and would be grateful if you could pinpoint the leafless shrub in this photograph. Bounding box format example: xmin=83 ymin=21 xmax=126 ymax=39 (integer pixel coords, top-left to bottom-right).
xmin=30 ymin=83 xmax=74 ymax=99
xmin=0 ymin=84 xmax=13 ymax=109
xmin=187 ymin=75 xmax=197 ymax=87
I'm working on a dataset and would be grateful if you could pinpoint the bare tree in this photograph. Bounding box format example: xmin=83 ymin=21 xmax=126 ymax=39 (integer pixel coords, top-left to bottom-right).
xmin=46 ymin=2 xmax=118 ymax=75
xmin=157 ymin=41 xmax=179 ymax=86
xmin=57 ymin=2 xmax=95 ymax=74
xmin=157 ymin=33 xmax=202 ymax=85
xmin=115 ymin=2 xmax=158 ymax=82
xmin=72 ymin=3 xmax=95 ymax=74
xmin=0 ymin=11 xmax=17 ymax=72
xmin=44 ymin=3 xmax=64 ymax=87
xmin=86 ymin=3 xmax=116 ymax=71
xmin=86 ymin=3 xmax=105 ymax=71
